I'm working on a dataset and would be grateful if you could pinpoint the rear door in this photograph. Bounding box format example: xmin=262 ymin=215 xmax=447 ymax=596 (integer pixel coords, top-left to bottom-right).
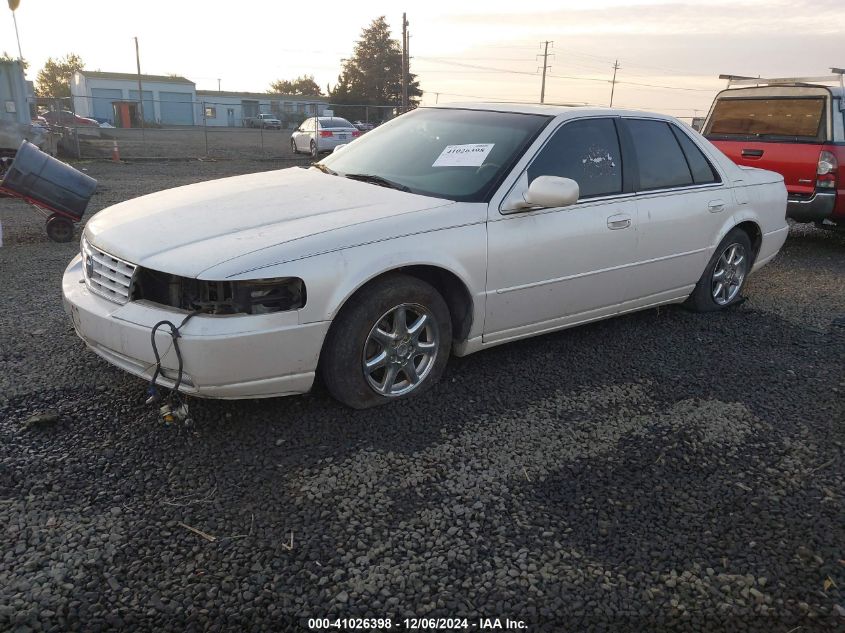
xmin=623 ymin=118 xmax=727 ymax=298
xmin=703 ymin=92 xmax=828 ymax=197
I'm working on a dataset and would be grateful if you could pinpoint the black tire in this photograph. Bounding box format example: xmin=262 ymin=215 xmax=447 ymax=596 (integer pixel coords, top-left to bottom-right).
xmin=45 ymin=214 xmax=75 ymax=243
xmin=290 ymin=138 xmax=298 ymax=154
xmin=320 ymin=274 xmax=452 ymax=409
xmin=685 ymin=227 xmax=752 ymax=312
xmin=309 ymin=140 xmax=318 ymax=159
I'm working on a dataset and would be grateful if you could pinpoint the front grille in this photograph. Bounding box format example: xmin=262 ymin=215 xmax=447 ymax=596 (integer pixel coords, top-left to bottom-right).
xmin=82 ymin=237 xmax=137 ymax=304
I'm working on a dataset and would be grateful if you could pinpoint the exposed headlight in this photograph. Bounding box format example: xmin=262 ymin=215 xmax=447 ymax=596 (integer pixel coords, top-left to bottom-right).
xmin=132 ymin=268 xmax=305 ymax=315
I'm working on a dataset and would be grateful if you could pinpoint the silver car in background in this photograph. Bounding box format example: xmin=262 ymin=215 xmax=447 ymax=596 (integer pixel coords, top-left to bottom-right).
xmin=291 ymin=116 xmax=361 ymax=158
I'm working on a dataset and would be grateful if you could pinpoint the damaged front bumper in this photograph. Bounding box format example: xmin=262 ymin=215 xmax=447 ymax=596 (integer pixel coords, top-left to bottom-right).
xmin=62 ymin=255 xmax=329 ymax=399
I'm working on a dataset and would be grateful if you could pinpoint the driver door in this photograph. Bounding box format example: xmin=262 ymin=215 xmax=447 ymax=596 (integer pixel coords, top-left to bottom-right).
xmin=484 ymin=117 xmax=639 ymax=343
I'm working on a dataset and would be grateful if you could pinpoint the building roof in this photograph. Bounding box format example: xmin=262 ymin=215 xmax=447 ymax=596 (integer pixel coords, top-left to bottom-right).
xmin=195 ymin=89 xmax=327 ymax=102
xmin=78 ymin=70 xmax=195 ymax=85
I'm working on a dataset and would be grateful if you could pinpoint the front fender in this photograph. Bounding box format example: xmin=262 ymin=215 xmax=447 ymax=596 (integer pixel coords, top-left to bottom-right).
xmin=222 ymin=223 xmax=489 ymax=340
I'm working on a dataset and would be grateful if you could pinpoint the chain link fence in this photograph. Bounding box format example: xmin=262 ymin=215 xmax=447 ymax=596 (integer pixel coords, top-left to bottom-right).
xmin=35 ymin=96 xmax=400 ymax=160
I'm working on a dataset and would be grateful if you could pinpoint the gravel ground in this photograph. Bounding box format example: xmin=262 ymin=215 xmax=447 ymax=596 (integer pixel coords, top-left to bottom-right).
xmin=1 ymin=159 xmax=843 ymax=632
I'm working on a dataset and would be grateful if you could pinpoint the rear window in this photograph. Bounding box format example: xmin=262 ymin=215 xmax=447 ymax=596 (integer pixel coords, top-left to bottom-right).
xmin=627 ymin=119 xmax=693 ymax=190
xmin=319 ymin=118 xmax=355 ymax=129
xmin=704 ymin=97 xmax=825 ymax=140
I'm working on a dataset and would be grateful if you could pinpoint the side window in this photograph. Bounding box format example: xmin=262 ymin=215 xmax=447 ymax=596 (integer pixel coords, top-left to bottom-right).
xmin=626 ymin=119 xmax=693 ymax=190
xmin=670 ymin=125 xmax=719 ymax=184
xmin=527 ymin=118 xmax=622 ymax=199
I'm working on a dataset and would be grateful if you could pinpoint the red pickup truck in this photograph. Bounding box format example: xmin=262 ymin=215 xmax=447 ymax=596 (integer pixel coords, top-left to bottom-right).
xmin=703 ymin=74 xmax=844 ymax=228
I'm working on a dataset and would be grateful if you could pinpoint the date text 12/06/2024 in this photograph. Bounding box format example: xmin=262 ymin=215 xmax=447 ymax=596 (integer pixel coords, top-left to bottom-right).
xmin=307 ymin=617 xmax=528 ymax=630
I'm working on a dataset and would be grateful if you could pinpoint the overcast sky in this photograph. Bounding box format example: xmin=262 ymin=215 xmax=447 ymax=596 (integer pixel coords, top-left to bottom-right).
xmin=3 ymin=0 xmax=843 ymax=119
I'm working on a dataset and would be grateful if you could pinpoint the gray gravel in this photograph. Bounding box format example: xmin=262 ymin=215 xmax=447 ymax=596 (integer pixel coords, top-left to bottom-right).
xmin=1 ymin=159 xmax=843 ymax=632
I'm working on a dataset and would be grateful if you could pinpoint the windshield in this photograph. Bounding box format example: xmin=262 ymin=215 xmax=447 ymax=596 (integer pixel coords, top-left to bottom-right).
xmin=704 ymin=96 xmax=826 ymax=141
xmin=319 ymin=107 xmax=551 ymax=202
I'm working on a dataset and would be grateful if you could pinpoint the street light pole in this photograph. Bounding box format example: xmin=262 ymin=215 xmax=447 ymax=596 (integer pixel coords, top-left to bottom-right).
xmin=8 ymin=0 xmax=23 ymax=61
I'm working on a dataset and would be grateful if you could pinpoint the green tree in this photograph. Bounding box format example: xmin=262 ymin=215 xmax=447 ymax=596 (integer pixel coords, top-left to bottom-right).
xmin=270 ymin=74 xmax=323 ymax=96
xmin=35 ymin=53 xmax=84 ymax=98
xmin=330 ymin=16 xmax=421 ymax=122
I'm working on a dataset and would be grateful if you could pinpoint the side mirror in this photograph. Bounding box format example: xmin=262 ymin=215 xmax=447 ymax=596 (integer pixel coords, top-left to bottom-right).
xmin=523 ymin=176 xmax=580 ymax=208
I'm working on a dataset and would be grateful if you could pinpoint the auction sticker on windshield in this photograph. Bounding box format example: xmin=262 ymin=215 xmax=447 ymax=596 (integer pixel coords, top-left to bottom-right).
xmin=432 ymin=143 xmax=495 ymax=167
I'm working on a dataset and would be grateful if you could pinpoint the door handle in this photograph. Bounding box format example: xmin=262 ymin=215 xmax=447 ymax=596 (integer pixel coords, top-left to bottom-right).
xmin=741 ymin=149 xmax=764 ymax=158
xmin=607 ymin=214 xmax=631 ymax=230
xmin=708 ymin=200 xmax=726 ymax=213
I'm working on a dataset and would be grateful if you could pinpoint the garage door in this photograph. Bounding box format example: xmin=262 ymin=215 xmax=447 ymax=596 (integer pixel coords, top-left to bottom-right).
xmin=159 ymin=91 xmax=194 ymax=125
xmin=91 ymin=88 xmax=122 ymax=123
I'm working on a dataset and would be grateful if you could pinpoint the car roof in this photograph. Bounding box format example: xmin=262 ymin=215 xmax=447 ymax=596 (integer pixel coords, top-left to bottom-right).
xmin=427 ymin=102 xmax=681 ymax=122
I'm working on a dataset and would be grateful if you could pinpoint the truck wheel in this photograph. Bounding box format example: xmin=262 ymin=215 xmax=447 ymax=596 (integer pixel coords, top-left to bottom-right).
xmin=685 ymin=228 xmax=752 ymax=312
xmin=320 ymin=274 xmax=452 ymax=409
xmin=45 ymin=214 xmax=74 ymax=243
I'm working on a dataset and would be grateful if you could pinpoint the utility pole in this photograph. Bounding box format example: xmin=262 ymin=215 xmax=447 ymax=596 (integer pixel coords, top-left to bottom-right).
xmin=537 ymin=41 xmax=553 ymax=104
xmin=401 ymin=13 xmax=409 ymax=112
xmin=217 ymin=78 xmax=221 ymax=93
xmin=8 ymin=0 xmax=23 ymax=61
xmin=134 ymin=36 xmax=145 ymax=139
xmin=609 ymin=60 xmax=620 ymax=107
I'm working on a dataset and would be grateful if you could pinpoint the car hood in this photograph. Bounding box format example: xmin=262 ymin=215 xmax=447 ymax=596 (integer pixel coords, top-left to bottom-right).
xmin=85 ymin=167 xmax=456 ymax=278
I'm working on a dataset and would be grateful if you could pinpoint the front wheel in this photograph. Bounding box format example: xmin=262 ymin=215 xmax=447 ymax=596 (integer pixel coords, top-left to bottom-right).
xmin=320 ymin=274 xmax=452 ymax=409
xmin=685 ymin=228 xmax=752 ymax=312
xmin=290 ymin=138 xmax=298 ymax=154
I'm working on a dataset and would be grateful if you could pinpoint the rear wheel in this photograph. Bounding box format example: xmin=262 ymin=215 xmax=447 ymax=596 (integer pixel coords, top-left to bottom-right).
xmin=686 ymin=228 xmax=752 ymax=312
xmin=320 ymin=274 xmax=452 ymax=409
xmin=310 ymin=140 xmax=318 ymax=159
xmin=45 ymin=214 xmax=74 ymax=243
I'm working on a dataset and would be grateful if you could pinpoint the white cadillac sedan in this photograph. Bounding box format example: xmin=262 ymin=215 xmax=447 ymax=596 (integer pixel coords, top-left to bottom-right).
xmin=63 ymin=104 xmax=788 ymax=408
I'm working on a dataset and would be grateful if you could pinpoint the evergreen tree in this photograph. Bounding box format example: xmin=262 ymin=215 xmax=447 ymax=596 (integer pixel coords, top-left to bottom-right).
xmin=330 ymin=17 xmax=421 ymax=122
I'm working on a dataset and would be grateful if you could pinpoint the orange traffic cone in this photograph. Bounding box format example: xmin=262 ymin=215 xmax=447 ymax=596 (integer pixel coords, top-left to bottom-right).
xmin=111 ymin=140 xmax=120 ymax=162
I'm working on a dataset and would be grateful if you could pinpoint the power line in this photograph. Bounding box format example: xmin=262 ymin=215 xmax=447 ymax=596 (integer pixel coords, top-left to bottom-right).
xmin=552 ymin=46 xmax=702 ymax=78
xmin=418 ymin=56 xmax=537 ymax=62
xmin=415 ymin=55 xmax=718 ymax=93
xmin=415 ymin=57 xmax=541 ymax=77
xmin=614 ymin=80 xmax=715 ymax=92
xmin=422 ymin=90 xmax=548 ymax=102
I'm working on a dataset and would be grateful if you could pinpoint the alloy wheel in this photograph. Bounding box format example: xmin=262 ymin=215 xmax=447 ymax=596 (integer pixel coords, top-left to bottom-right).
xmin=711 ymin=242 xmax=747 ymax=305
xmin=362 ymin=303 xmax=439 ymax=397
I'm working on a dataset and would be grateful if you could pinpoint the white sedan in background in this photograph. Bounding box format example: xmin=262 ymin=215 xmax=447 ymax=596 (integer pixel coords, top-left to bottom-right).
xmin=63 ymin=104 xmax=788 ymax=408
xmin=291 ymin=116 xmax=361 ymax=158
